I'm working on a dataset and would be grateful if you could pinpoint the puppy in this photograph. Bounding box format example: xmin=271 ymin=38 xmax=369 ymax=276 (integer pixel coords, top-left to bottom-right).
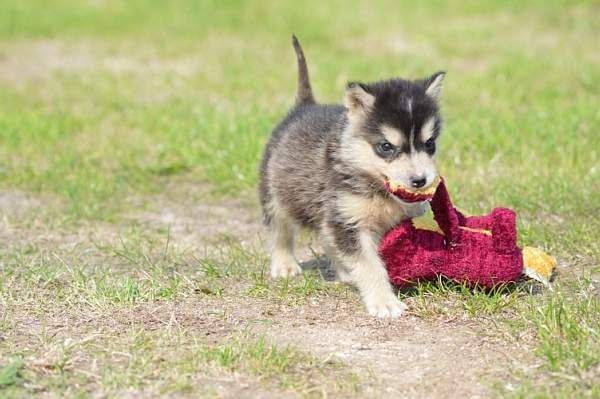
xmin=259 ymin=36 xmax=445 ymax=317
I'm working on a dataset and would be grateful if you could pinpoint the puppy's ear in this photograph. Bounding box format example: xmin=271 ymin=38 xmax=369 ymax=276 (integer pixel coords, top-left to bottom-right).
xmin=423 ymin=71 xmax=445 ymax=101
xmin=345 ymin=82 xmax=375 ymax=113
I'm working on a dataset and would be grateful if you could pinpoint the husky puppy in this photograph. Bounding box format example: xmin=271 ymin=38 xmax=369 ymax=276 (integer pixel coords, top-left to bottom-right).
xmin=259 ymin=36 xmax=445 ymax=317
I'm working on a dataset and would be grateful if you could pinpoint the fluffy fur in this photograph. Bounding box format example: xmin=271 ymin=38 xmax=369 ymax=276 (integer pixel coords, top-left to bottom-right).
xmin=259 ymin=36 xmax=445 ymax=317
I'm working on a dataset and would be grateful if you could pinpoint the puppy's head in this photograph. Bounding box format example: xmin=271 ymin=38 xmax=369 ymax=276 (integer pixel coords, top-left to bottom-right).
xmin=340 ymin=72 xmax=445 ymax=195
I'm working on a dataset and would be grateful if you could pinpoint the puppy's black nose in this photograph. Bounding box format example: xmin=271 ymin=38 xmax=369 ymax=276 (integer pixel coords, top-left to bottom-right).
xmin=410 ymin=176 xmax=427 ymax=188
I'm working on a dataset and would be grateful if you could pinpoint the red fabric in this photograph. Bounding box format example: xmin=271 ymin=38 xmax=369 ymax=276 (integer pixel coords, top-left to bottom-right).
xmin=380 ymin=178 xmax=523 ymax=289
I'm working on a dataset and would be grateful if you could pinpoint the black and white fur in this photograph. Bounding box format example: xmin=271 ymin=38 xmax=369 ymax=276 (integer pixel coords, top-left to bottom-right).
xmin=259 ymin=36 xmax=445 ymax=318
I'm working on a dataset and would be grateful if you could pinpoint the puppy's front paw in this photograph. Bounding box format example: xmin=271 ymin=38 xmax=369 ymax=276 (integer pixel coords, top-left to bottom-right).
xmin=270 ymin=260 xmax=302 ymax=279
xmin=365 ymin=295 xmax=407 ymax=318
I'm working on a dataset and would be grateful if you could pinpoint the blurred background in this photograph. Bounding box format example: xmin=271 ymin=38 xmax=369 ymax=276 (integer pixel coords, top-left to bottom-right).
xmin=0 ymin=0 xmax=598 ymax=241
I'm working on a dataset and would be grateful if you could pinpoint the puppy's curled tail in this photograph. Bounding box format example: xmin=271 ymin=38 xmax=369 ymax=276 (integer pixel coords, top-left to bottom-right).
xmin=292 ymin=35 xmax=315 ymax=105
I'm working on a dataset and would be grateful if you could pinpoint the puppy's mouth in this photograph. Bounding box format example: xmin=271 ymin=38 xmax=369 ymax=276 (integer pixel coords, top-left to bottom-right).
xmin=384 ymin=175 xmax=441 ymax=203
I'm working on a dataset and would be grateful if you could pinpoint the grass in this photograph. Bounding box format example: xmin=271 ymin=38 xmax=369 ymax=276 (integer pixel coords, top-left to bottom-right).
xmin=0 ymin=232 xmax=360 ymax=397
xmin=1 ymin=326 xmax=358 ymax=397
xmin=533 ymin=287 xmax=598 ymax=373
xmin=404 ymin=278 xmax=524 ymax=318
xmin=506 ymin=280 xmax=600 ymax=396
xmin=199 ymin=336 xmax=358 ymax=394
xmin=528 ymin=278 xmax=598 ymax=395
xmin=0 ymin=0 xmax=598 ymax=397
xmin=0 ymin=360 xmax=24 ymax=389
xmin=1 ymin=1 xmax=597 ymax=221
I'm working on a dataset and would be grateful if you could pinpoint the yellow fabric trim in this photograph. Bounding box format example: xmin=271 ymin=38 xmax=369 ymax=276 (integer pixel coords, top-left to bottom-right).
xmin=411 ymin=216 xmax=492 ymax=236
xmin=459 ymin=226 xmax=492 ymax=236
xmin=411 ymin=215 xmax=443 ymax=234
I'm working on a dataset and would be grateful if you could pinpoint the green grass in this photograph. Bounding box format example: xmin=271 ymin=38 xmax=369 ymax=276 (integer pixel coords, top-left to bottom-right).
xmin=404 ymin=278 xmax=523 ymax=318
xmin=0 ymin=234 xmax=190 ymax=309
xmin=0 ymin=360 xmax=24 ymax=389
xmin=533 ymin=286 xmax=598 ymax=373
xmin=1 ymin=0 xmax=597 ymax=221
xmin=0 ymin=233 xmax=360 ymax=397
xmin=0 ymin=0 xmax=598 ymax=397
xmin=0 ymin=328 xmax=358 ymax=397
xmin=496 ymin=281 xmax=600 ymax=397
xmin=199 ymin=336 xmax=358 ymax=393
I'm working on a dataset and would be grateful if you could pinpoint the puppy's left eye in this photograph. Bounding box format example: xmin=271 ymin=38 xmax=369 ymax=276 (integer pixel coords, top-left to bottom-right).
xmin=424 ymin=138 xmax=436 ymax=152
xmin=377 ymin=141 xmax=395 ymax=157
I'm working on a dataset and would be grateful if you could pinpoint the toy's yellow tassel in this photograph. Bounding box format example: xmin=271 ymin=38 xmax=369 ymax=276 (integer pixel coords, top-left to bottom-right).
xmin=522 ymin=246 xmax=557 ymax=286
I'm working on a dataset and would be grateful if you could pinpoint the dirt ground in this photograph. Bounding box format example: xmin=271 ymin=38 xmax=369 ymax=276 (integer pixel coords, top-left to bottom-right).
xmin=1 ymin=181 xmax=545 ymax=398
xmin=143 ymin=186 xmax=541 ymax=398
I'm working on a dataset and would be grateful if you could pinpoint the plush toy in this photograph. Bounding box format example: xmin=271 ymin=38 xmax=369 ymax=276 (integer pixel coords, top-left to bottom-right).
xmin=380 ymin=177 xmax=556 ymax=289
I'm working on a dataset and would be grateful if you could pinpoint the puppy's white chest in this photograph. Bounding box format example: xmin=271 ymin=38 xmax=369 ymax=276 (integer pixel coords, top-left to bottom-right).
xmin=337 ymin=193 xmax=426 ymax=235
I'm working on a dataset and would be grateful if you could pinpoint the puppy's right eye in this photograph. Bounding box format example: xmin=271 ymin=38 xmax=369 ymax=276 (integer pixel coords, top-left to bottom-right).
xmin=377 ymin=141 xmax=395 ymax=157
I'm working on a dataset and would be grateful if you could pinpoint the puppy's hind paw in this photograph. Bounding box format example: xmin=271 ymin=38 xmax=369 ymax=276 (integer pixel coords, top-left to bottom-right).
xmin=366 ymin=296 xmax=407 ymax=318
xmin=270 ymin=260 xmax=302 ymax=279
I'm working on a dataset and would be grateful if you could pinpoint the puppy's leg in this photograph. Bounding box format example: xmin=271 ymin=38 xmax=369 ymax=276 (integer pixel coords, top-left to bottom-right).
xmin=323 ymin=243 xmax=353 ymax=283
xmin=348 ymin=231 xmax=406 ymax=317
xmin=323 ymin=222 xmax=406 ymax=317
xmin=346 ymin=232 xmax=406 ymax=317
xmin=268 ymin=215 xmax=301 ymax=279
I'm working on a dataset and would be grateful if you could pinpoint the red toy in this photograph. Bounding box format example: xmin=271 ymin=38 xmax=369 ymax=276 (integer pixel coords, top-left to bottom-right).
xmin=380 ymin=177 xmax=555 ymax=289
